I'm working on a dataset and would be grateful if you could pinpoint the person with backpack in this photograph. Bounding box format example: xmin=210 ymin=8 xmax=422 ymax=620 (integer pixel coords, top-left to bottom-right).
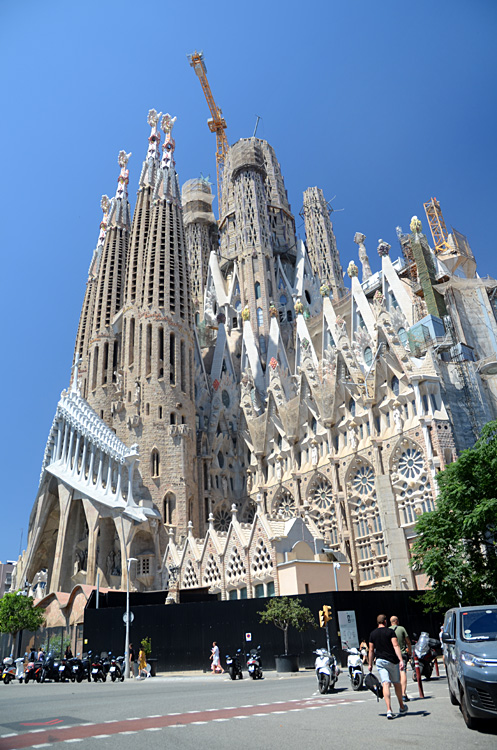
xmin=390 ymin=615 xmax=412 ymax=704
xmin=368 ymin=614 xmax=408 ymax=720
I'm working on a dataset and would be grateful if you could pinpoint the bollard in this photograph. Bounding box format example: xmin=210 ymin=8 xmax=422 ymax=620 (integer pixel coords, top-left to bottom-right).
xmin=433 ymin=657 xmax=440 ymax=677
xmin=413 ymin=653 xmax=425 ymax=698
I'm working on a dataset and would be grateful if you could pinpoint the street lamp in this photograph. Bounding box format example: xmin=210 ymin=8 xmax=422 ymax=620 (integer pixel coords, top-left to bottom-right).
xmin=124 ymin=557 xmax=138 ymax=679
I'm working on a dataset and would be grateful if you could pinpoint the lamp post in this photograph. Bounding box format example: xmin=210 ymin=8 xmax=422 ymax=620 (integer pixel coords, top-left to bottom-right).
xmin=124 ymin=557 xmax=138 ymax=679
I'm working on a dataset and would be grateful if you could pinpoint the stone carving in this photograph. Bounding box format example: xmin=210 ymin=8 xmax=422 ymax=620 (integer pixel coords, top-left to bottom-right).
xmin=134 ymin=380 xmax=141 ymax=405
xmin=275 ymin=457 xmax=282 ymax=481
xmin=100 ymin=195 xmax=110 ymax=213
xmin=410 ymin=216 xmax=422 ymax=233
xmin=147 ymin=109 xmax=161 ymax=127
xmin=377 ymin=239 xmax=391 ymax=257
xmin=311 ymin=442 xmax=318 ymax=466
xmin=354 ymin=233 xmax=372 ymax=281
xmin=118 ymin=150 xmax=131 ymax=168
xmin=347 ymin=261 xmax=358 ymax=278
xmin=393 ymin=402 xmax=404 ymax=433
xmin=161 ymin=113 xmax=177 ymax=134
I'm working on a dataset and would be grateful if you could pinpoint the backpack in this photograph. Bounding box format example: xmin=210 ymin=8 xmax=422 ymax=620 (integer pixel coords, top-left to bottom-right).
xmin=364 ymin=672 xmax=384 ymax=701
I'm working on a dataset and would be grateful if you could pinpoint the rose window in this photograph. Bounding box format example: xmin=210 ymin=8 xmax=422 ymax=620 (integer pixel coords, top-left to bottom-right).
xmin=398 ymin=448 xmax=424 ymax=479
xmin=213 ymin=507 xmax=231 ymax=532
xmin=353 ymin=465 xmax=375 ymax=496
xmin=274 ymin=490 xmax=297 ymax=519
xmin=312 ymin=479 xmax=334 ymax=510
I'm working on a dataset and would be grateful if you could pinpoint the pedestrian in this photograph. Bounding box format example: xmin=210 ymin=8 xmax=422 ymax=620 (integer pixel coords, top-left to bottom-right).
xmin=137 ymin=647 xmax=149 ymax=679
xmin=65 ymin=645 xmax=73 ymax=660
xmin=368 ymin=614 xmax=408 ymax=720
xmin=37 ymin=648 xmax=45 ymax=661
xmin=359 ymin=638 xmax=369 ymax=665
xmin=390 ymin=615 xmax=412 ymax=703
xmin=129 ymin=642 xmax=137 ymax=678
xmin=29 ymin=648 xmax=36 ymax=662
xmin=210 ymin=641 xmax=224 ymax=674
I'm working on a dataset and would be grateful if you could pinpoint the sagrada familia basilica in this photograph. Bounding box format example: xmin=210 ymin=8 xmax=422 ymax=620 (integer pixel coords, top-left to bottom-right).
xmin=15 ymin=104 xmax=497 ymax=602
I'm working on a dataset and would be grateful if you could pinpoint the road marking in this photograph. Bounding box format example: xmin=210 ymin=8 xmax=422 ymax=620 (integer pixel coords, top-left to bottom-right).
xmin=144 ymin=728 xmax=162 ymax=732
xmin=91 ymin=736 xmax=110 ymax=739
xmin=1 ymin=735 xmax=17 ymax=739
xmin=147 ymin=715 xmax=162 ymax=718
xmin=79 ymin=724 xmax=94 ymax=727
xmin=32 ymin=745 xmax=52 ymax=749
xmin=191 ymin=722 xmax=208 ymax=725
xmin=64 ymin=741 xmax=84 ymax=744
xmin=118 ymin=731 xmax=137 ymax=735
xmin=234 ymin=716 xmax=250 ymax=719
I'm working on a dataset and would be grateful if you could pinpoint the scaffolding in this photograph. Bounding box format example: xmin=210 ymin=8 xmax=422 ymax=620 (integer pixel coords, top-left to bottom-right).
xmin=423 ymin=197 xmax=452 ymax=254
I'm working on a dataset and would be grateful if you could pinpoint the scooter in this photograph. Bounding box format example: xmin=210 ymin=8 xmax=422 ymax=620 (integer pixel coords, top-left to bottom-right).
xmin=344 ymin=643 xmax=366 ymax=691
xmin=70 ymin=652 xmax=92 ymax=683
xmin=411 ymin=632 xmax=441 ymax=681
xmin=91 ymin=653 xmax=107 ymax=682
xmin=24 ymin=659 xmax=44 ymax=684
xmin=314 ymin=647 xmax=340 ymax=694
xmin=109 ymin=654 xmax=125 ymax=682
xmin=226 ymin=649 xmax=243 ymax=680
xmin=40 ymin=652 xmax=59 ymax=683
xmin=2 ymin=657 xmax=25 ymax=684
xmin=246 ymin=646 xmax=263 ymax=680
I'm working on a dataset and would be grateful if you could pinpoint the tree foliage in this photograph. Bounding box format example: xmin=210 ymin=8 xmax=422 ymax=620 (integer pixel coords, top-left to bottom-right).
xmin=0 ymin=592 xmax=45 ymax=637
xmin=411 ymin=420 xmax=497 ymax=611
xmin=259 ymin=596 xmax=316 ymax=654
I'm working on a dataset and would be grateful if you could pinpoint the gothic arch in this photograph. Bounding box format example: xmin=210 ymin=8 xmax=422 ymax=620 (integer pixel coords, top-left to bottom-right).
xmin=96 ymin=516 xmax=121 ymax=588
xmin=163 ymin=492 xmax=176 ymax=526
xmin=389 ymin=438 xmax=435 ymax=526
xmin=271 ymin=486 xmax=297 ymax=519
xmin=346 ymin=457 xmax=388 ymax=583
xmin=306 ymin=473 xmax=339 ymax=545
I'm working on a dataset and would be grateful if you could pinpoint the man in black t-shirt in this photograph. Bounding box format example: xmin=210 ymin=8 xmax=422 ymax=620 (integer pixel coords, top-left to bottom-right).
xmin=369 ymin=614 xmax=408 ymax=719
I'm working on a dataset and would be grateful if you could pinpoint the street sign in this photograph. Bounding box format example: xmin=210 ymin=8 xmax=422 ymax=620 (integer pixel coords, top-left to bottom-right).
xmin=245 ymin=632 xmax=252 ymax=642
xmin=338 ymin=610 xmax=359 ymax=647
xmin=123 ymin=611 xmax=134 ymax=624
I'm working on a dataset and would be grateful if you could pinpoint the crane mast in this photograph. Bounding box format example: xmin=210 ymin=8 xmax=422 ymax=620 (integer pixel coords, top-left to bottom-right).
xmin=423 ymin=196 xmax=452 ymax=254
xmin=188 ymin=50 xmax=229 ymax=212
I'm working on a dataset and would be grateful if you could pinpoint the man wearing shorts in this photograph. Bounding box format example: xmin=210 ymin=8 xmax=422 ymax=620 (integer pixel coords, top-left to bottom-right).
xmin=369 ymin=614 xmax=408 ymax=719
xmin=390 ymin=615 xmax=412 ymax=703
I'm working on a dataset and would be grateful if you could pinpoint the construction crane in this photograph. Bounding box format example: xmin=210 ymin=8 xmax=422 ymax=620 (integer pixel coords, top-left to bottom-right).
xmin=188 ymin=50 xmax=229 ymax=211
xmin=423 ymin=197 xmax=452 ymax=254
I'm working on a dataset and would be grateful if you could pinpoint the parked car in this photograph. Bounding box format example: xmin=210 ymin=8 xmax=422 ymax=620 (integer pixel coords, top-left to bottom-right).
xmin=442 ymin=604 xmax=497 ymax=729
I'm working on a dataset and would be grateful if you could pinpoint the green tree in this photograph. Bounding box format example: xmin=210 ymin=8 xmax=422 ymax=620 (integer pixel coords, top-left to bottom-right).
xmin=411 ymin=420 xmax=497 ymax=611
xmin=0 ymin=591 xmax=45 ymax=653
xmin=259 ymin=596 xmax=316 ymax=654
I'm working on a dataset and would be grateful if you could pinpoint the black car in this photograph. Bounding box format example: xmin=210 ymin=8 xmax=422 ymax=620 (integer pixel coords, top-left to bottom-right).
xmin=442 ymin=604 xmax=497 ymax=729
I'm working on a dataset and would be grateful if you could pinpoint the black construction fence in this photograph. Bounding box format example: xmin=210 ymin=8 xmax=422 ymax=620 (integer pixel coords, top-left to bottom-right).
xmin=83 ymin=589 xmax=443 ymax=673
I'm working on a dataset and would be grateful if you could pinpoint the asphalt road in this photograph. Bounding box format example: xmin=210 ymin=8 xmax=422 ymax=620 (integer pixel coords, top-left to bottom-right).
xmin=0 ymin=667 xmax=496 ymax=750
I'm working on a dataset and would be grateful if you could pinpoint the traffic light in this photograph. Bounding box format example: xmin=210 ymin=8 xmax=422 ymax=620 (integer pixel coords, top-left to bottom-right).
xmin=323 ymin=605 xmax=332 ymax=624
xmin=319 ymin=609 xmax=325 ymax=628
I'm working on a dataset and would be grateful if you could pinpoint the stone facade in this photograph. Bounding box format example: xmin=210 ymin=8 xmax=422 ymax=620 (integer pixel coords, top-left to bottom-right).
xmin=15 ymin=114 xmax=497 ymax=600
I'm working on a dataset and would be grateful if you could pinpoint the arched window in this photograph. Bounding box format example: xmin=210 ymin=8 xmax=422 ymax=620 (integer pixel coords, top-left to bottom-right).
xmin=151 ymin=449 xmax=160 ymax=478
xmin=305 ymin=290 xmax=311 ymax=304
xmin=363 ymin=346 xmax=373 ymax=367
xmin=257 ymin=307 xmax=264 ymax=327
xmin=255 ymin=282 xmax=261 ymax=299
xmin=349 ymin=398 xmax=356 ymax=417
xmin=259 ymin=335 xmax=267 ymax=355
xmin=391 ymin=376 xmax=399 ymax=396
xmin=279 ymin=294 xmax=287 ymax=306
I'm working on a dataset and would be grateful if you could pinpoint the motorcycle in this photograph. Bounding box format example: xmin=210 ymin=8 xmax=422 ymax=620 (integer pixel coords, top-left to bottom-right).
xmin=411 ymin=632 xmax=441 ymax=681
xmin=109 ymin=654 xmax=125 ymax=682
xmin=344 ymin=643 xmax=366 ymax=691
xmin=91 ymin=653 xmax=107 ymax=682
xmin=2 ymin=657 xmax=25 ymax=684
xmin=24 ymin=659 xmax=44 ymax=684
xmin=40 ymin=652 xmax=59 ymax=683
xmin=246 ymin=646 xmax=263 ymax=680
xmin=70 ymin=653 xmax=92 ymax=683
xmin=226 ymin=648 xmax=243 ymax=680
xmin=58 ymin=657 xmax=72 ymax=682
xmin=314 ymin=647 xmax=340 ymax=694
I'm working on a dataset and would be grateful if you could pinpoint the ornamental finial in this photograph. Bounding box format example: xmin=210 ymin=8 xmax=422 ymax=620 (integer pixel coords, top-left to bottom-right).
xmin=100 ymin=195 xmax=110 ymax=213
xmin=410 ymin=215 xmax=422 ymax=233
xmin=118 ymin=150 xmax=131 ymax=169
xmin=147 ymin=108 xmax=161 ymax=127
xmin=161 ymin=113 xmax=177 ymax=134
xmin=347 ymin=260 xmax=359 ymax=278
xmin=377 ymin=239 xmax=391 ymax=257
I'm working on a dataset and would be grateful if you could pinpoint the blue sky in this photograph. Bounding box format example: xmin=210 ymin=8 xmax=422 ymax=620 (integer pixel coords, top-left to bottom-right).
xmin=1 ymin=0 xmax=496 ymax=563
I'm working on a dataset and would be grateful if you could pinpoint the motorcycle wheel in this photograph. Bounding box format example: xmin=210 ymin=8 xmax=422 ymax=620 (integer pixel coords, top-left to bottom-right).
xmin=120 ymin=674 xmax=125 ymax=682
xmin=229 ymin=666 xmax=236 ymax=681
xmin=111 ymin=673 xmax=116 ymax=682
xmin=318 ymin=673 xmax=330 ymax=694
xmin=76 ymin=675 xmax=83 ymax=683
xmin=352 ymin=673 xmax=363 ymax=691
xmin=238 ymin=670 xmax=243 ymax=680
xmin=4 ymin=674 xmax=11 ymax=685
xmin=102 ymin=674 xmax=106 ymax=682
xmin=87 ymin=673 xmax=91 ymax=683
xmin=25 ymin=674 xmax=30 ymax=684
xmin=93 ymin=675 xmax=98 ymax=682
xmin=424 ymin=665 xmax=433 ymax=680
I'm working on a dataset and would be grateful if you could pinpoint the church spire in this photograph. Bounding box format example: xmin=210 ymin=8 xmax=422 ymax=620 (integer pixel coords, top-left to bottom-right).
xmin=108 ymin=150 xmax=131 ymax=229
xmin=154 ymin=113 xmax=180 ymax=203
xmin=139 ymin=109 xmax=162 ymax=188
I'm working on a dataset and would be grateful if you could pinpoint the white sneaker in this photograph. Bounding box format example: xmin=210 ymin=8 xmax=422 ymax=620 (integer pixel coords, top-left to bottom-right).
xmin=386 ymin=711 xmax=395 ymax=719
